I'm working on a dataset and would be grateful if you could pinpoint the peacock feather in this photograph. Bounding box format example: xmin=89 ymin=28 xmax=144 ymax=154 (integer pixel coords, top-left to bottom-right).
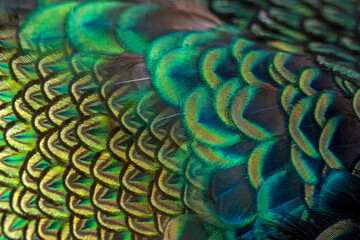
xmin=0 ymin=0 xmax=360 ymax=239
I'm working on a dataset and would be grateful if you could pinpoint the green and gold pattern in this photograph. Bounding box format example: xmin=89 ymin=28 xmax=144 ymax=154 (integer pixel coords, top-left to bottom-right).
xmin=1 ymin=0 xmax=360 ymax=239
xmin=0 ymin=1 xmax=221 ymax=239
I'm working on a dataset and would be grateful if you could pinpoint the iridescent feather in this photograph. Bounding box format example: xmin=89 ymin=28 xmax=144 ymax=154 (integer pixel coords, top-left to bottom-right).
xmin=1 ymin=0 xmax=360 ymax=239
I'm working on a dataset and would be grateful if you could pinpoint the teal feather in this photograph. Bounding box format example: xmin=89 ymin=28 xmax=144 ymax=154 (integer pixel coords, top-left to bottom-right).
xmin=1 ymin=0 xmax=360 ymax=239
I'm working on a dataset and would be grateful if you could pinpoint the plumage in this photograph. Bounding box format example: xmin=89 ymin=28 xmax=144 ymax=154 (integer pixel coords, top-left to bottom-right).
xmin=0 ymin=0 xmax=360 ymax=239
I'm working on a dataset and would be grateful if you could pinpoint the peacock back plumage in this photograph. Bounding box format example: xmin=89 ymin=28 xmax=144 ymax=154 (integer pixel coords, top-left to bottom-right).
xmin=1 ymin=0 xmax=360 ymax=239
